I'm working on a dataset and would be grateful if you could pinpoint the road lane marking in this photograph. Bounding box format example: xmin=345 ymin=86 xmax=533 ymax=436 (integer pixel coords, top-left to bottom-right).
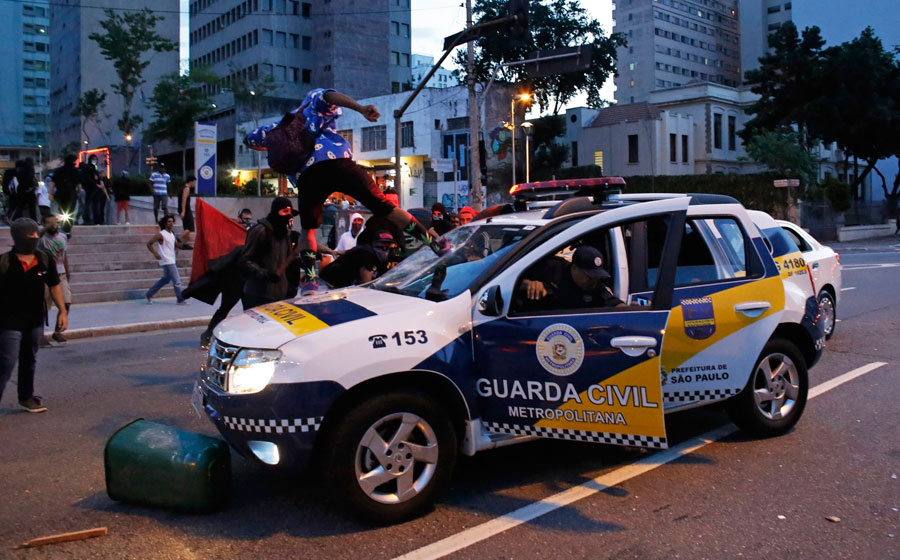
xmin=840 ymin=287 xmax=856 ymax=292
xmin=842 ymin=263 xmax=900 ymax=271
xmin=394 ymin=361 xmax=889 ymax=560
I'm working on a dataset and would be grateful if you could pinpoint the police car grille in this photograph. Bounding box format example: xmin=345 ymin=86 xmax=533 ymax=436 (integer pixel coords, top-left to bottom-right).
xmin=205 ymin=340 xmax=239 ymax=390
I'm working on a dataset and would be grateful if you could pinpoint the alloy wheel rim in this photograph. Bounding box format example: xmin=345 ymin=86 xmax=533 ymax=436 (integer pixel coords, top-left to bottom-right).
xmin=354 ymin=412 xmax=439 ymax=505
xmin=752 ymin=352 xmax=800 ymax=420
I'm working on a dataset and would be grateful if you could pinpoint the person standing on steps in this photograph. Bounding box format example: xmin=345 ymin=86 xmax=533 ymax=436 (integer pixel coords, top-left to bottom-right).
xmin=149 ymin=163 xmax=171 ymax=222
xmin=179 ymin=175 xmax=196 ymax=248
xmin=145 ymin=215 xmax=187 ymax=305
xmin=38 ymin=215 xmax=72 ymax=345
xmin=0 ymin=218 xmax=67 ymax=412
xmin=112 ymin=170 xmax=132 ymax=225
xmin=244 ymin=88 xmax=437 ymax=295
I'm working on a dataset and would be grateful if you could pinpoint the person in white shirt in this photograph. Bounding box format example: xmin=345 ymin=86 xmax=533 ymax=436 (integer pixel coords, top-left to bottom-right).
xmin=335 ymin=212 xmax=365 ymax=252
xmin=35 ymin=181 xmax=51 ymax=221
xmin=144 ymin=215 xmax=187 ymax=304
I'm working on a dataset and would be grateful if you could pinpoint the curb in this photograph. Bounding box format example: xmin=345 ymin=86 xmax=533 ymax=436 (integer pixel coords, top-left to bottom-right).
xmin=49 ymin=317 xmax=211 ymax=341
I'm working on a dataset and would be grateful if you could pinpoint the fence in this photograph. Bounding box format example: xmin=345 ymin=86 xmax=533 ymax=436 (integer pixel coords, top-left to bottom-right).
xmin=800 ymin=200 xmax=895 ymax=240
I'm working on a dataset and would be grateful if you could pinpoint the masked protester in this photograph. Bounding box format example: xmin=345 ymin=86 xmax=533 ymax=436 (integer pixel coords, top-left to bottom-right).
xmin=38 ymin=215 xmax=72 ymax=344
xmin=335 ymin=212 xmax=365 ymax=252
xmin=239 ymin=197 xmax=299 ymax=308
xmin=320 ymin=231 xmax=393 ymax=288
xmin=0 ymin=218 xmax=68 ymax=412
xmin=429 ymin=202 xmax=453 ymax=237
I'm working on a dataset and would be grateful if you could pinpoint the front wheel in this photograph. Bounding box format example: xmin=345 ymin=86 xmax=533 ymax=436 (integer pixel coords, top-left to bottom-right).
xmin=726 ymin=339 xmax=808 ymax=438
xmin=818 ymin=290 xmax=836 ymax=339
xmin=322 ymin=390 xmax=457 ymax=523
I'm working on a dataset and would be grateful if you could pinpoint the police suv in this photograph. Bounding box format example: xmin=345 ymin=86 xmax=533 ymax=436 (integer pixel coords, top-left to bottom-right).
xmin=194 ymin=179 xmax=825 ymax=522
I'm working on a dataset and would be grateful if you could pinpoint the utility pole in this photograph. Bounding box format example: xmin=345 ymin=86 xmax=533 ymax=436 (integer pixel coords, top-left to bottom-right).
xmin=466 ymin=0 xmax=483 ymax=211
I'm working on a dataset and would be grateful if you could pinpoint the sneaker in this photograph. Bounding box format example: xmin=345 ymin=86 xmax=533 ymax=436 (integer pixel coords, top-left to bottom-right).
xmin=52 ymin=331 xmax=67 ymax=343
xmin=19 ymin=396 xmax=47 ymax=413
xmin=300 ymin=281 xmax=319 ymax=296
xmin=145 ymin=295 xmax=153 ymax=304
xmin=125 ymin=221 xmax=131 ymax=225
xmin=200 ymin=330 xmax=212 ymax=349
xmin=177 ymin=299 xmax=190 ymax=305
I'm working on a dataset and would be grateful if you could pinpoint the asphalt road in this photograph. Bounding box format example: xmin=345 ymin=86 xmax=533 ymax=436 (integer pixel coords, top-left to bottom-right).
xmin=1 ymin=243 xmax=898 ymax=559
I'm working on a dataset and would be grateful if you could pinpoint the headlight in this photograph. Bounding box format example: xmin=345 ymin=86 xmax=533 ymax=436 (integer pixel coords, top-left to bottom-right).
xmin=228 ymin=349 xmax=282 ymax=394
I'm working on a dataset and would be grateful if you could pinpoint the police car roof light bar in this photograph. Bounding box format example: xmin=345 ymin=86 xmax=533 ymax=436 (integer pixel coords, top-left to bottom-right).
xmin=508 ymin=177 xmax=626 ymax=198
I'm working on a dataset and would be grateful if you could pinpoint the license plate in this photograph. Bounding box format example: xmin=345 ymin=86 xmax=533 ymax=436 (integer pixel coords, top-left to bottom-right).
xmin=191 ymin=383 xmax=205 ymax=419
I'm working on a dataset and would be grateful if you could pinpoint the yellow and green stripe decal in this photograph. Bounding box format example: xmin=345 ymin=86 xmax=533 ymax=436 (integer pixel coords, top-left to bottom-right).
xmin=256 ymin=301 xmax=330 ymax=337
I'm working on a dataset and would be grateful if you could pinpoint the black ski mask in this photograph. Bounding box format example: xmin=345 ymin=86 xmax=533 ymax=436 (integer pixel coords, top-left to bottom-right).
xmin=11 ymin=218 xmax=40 ymax=255
xmin=268 ymin=197 xmax=297 ymax=238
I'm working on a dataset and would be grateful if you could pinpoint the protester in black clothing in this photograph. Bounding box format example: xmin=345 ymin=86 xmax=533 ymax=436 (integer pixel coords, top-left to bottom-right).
xmin=0 ymin=218 xmax=68 ymax=412
xmin=320 ymin=231 xmax=393 ymax=288
xmin=6 ymin=159 xmax=37 ymax=221
xmin=239 ymin=197 xmax=299 ymax=308
xmin=179 ymin=175 xmax=196 ymax=246
xmin=79 ymin=156 xmax=103 ymax=224
xmin=429 ymin=202 xmax=454 ymax=237
xmin=519 ymin=245 xmax=624 ymax=311
xmin=112 ymin=170 xmax=131 ymax=224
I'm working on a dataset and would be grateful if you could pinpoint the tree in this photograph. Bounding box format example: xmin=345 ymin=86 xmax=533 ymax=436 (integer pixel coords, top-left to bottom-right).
xmin=146 ymin=70 xmax=218 ymax=177
xmin=89 ymin=8 xmax=176 ymax=138
xmin=528 ymin=115 xmax=570 ymax=179
xmin=71 ymin=89 xmax=108 ymax=146
xmin=455 ymin=0 xmax=625 ymax=114
xmin=744 ymin=130 xmax=820 ymax=188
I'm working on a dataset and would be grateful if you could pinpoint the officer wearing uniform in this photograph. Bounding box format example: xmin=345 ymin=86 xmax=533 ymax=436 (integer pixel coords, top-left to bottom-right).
xmin=520 ymin=245 xmax=624 ymax=310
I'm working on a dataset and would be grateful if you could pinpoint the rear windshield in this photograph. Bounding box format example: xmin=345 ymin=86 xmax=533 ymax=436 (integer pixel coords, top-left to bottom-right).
xmin=761 ymin=226 xmax=801 ymax=258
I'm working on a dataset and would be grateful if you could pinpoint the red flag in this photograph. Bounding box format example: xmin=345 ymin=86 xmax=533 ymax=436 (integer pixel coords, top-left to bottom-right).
xmin=190 ymin=199 xmax=247 ymax=283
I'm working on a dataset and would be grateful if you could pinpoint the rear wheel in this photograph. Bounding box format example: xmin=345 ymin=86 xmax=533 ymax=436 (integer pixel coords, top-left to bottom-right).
xmin=818 ymin=290 xmax=836 ymax=339
xmin=726 ymin=339 xmax=808 ymax=437
xmin=322 ymin=390 xmax=457 ymax=523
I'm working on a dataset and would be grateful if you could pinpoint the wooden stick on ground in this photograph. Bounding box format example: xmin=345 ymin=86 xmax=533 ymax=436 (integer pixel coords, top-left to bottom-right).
xmin=16 ymin=527 xmax=108 ymax=549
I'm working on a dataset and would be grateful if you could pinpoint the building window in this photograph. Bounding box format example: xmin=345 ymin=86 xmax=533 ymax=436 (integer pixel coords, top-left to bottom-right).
xmin=302 ymin=35 xmax=311 ymax=50
xmin=301 ymin=2 xmax=310 ymax=17
xmin=262 ymin=28 xmax=273 ymax=45
xmin=402 ymin=53 xmax=410 ymax=67
xmin=727 ymin=116 xmax=736 ymax=151
xmin=392 ymin=21 xmax=399 ymax=35
xmin=362 ymin=125 xmax=387 ymax=151
xmin=628 ymin=134 xmax=639 ymax=163
xmin=571 ymin=142 xmax=578 ymax=166
xmin=392 ymin=82 xmax=401 ymax=93
xmin=669 ymin=133 xmax=677 ymax=162
xmin=594 ymin=150 xmax=604 ymax=170
xmin=337 ymin=129 xmax=353 ymax=151
xmin=401 ymin=121 xmax=414 ymax=148
xmin=276 ymin=31 xmax=286 ymax=47
xmin=302 ymin=68 xmax=311 ymax=83
xmin=784 ymin=2 xmax=792 ymax=9
xmin=767 ymin=5 xmax=781 ymax=13
xmin=401 ymin=23 xmax=410 ymax=37
xmin=391 ymin=51 xmax=400 ymax=65
xmin=681 ymin=134 xmax=688 ymax=163
xmin=713 ymin=113 xmax=723 ymax=149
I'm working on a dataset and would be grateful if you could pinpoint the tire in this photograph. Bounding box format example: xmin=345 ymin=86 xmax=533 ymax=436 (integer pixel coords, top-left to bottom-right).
xmin=726 ymin=339 xmax=808 ymax=438
xmin=322 ymin=390 xmax=457 ymax=524
xmin=818 ymin=290 xmax=836 ymax=340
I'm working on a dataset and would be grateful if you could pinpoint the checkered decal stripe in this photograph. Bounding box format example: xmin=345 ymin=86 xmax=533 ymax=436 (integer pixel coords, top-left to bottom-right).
xmin=663 ymin=388 xmax=739 ymax=403
xmin=483 ymin=422 xmax=667 ymax=449
xmin=679 ymin=296 xmax=712 ymax=306
xmin=223 ymin=416 xmax=323 ymax=434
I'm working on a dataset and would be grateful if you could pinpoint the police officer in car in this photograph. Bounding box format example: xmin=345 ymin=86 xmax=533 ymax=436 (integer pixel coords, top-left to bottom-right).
xmin=520 ymin=245 xmax=624 ymax=310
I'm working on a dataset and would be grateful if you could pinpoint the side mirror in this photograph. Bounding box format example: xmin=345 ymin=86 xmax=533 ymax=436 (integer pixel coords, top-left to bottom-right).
xmin=478 ymin=285 xmax=504 ymax=317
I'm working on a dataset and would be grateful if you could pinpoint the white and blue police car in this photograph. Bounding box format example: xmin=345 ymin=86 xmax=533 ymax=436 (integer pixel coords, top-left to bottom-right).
xmin=194 ymin=178 xmax=825 ymax=522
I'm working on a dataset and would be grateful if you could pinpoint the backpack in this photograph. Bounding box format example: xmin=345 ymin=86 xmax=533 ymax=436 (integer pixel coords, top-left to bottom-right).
xmin=263 ymin=102 xmax=331 ymax=175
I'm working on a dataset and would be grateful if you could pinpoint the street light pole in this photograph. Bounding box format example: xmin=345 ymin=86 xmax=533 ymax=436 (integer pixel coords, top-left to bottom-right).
xmin=521 ymin=121 xmax=533 ymax=183
xmin=511 ymin=97 xmax=516 ymax=187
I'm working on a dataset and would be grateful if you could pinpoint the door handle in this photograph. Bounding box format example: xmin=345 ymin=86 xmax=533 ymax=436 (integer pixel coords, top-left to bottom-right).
xmin=812 ymin=262 xmax=819 ymax=270
xmin=610 ymin=336 xmax=658 ymax=357
xmin=734 ymin=301 xmax=771 ymax=318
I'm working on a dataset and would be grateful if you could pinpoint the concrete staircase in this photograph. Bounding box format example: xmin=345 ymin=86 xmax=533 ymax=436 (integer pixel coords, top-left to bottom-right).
xmin=0 ymin=225 xmax=193 ymax=304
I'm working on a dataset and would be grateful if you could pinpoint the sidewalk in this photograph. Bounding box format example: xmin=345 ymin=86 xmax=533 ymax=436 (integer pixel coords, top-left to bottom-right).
xmin=46 ymin=295 xmax=236 ymax=340
xmin=828 ymin=233 xmax=900 ymax=253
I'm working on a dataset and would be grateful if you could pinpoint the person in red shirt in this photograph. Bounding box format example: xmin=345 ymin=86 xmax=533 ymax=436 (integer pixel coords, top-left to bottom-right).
xmin=0 ymin=218 xmax=67 ymax=412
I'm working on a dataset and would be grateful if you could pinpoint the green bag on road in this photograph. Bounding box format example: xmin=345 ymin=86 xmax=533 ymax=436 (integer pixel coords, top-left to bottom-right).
xmin=104 ymin=419 xmax=231 ymax=513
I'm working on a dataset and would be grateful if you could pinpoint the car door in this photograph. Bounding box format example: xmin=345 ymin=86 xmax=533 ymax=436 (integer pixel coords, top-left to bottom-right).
xmin=470 ymin=198 xmax=690 ymax=449
xmin=643 ymin=210 xmax=785 ymax=409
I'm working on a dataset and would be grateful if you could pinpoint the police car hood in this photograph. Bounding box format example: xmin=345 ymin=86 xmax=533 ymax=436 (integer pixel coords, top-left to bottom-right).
xmin=213 ymin=288 xmax=434 ymax=349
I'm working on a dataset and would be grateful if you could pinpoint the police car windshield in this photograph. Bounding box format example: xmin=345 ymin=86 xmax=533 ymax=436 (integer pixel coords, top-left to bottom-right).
xmin=371 ymin=224 xmax=533 ymax=300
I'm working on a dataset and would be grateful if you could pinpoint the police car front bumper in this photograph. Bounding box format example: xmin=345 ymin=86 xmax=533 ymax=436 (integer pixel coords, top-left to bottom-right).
xmin=193 ymin=378 xmax=345 ymax=471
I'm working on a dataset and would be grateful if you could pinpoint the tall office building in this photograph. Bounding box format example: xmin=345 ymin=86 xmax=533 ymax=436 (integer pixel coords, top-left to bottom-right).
xmin=612 ymin=0 xmax=741 ymax=104
xmin=0 ymin=1 xmax=50 ymax=150
xmin=738 ymin=0 xmax=792 ymax=77
xmin=189 ymin=0 xmax=411 ymax=145
xmin=49 ymin=0 xmax=181 ymax=159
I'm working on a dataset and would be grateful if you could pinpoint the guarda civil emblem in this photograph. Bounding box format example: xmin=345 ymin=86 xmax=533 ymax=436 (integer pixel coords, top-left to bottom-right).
xmin=680 ymin=296 xmax=716 ymax=340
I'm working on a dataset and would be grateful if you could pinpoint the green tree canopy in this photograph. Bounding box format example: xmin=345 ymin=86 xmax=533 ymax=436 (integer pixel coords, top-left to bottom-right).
xmin=744 ymin=130 xmax=821 ymax=188
xmin=455 ymin=0 xmax=625 ymax=114
xmin=89 ymin=8 xmax=176 ymax=137
xmin=147 ymin=70 xmax=218 ymax=177
xmin=71 ymin=89 xmax=108 ymax=145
